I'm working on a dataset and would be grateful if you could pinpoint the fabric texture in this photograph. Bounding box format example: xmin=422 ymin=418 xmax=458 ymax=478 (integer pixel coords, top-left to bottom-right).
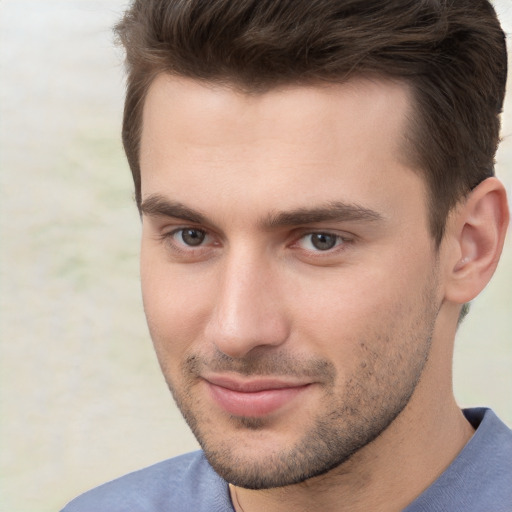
xmin=61 ymin=408 xmax=512 ymax=512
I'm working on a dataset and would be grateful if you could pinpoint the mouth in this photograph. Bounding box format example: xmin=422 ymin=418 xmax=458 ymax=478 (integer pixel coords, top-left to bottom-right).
xmin=203 ymin=375 xmax=312 ymax=417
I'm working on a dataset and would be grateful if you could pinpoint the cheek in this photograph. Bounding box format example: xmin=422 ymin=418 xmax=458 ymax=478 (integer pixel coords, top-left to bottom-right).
xmin=289 ymin=258 xmax=433 ymax=361
xmin=140 ymin=253 xmax=215 ymax=362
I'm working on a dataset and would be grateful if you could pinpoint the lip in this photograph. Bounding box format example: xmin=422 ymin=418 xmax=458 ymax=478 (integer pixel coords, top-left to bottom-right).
xmin=204 ymin=375 xmax=312 ymax=417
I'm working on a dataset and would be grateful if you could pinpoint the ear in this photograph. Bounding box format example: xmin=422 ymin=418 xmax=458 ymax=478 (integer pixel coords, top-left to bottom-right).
xmin=443 ymin=177 xmax=509 ymax=304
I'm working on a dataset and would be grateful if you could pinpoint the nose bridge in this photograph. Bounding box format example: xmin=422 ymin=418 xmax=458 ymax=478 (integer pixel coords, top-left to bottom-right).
xmin=206 ymin=243 xmax=289 ymax=358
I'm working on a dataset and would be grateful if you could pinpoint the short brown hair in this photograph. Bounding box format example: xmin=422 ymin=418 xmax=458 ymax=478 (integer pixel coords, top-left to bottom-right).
xmin=115 ymin=0 xmax=507 ymax=244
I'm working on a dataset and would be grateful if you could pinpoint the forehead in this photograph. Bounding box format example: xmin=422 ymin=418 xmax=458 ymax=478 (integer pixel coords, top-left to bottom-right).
xmin=139 ymin=74 xmax=426 ymax=227
xmin=141 ymin=74 xmax=413 ymax=153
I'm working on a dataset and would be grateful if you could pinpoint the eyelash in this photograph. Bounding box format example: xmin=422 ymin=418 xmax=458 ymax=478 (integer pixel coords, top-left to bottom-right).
xmin=159 ymin=228 xmax=214 ymax=256
xmin=160 ymin=226 xmax=352 ymax=258
xmin=294 ymin=232 xmax=349 ymax=252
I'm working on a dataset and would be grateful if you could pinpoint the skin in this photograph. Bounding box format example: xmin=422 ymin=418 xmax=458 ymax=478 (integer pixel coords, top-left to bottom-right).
xmin=138 ymin=75 xmax=506 ymax=511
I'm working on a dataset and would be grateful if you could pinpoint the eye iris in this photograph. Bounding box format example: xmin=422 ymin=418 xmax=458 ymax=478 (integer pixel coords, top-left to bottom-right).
xmin=181 ymin=229 xmax=205 ymax=246
xmin=311 ymin=233 xmax=337 ymax=250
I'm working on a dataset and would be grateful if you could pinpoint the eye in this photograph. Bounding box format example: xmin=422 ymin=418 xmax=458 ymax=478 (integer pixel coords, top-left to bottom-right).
xmin=298 ymin=232 xmax=344 ymax=251
xmin=176 ymin=228 xmax=207 ymax=246
xmin=157 ymin=226 xmax=218 ymax=262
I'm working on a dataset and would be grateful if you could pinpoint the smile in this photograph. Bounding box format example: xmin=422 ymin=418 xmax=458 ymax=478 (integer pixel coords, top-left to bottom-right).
xmin=204 ymin=375 xmax=312 ymax=417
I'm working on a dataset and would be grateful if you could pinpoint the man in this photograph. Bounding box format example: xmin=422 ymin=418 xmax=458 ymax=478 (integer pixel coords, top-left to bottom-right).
xmin=62 ymin=0 xmax=512 ymax=510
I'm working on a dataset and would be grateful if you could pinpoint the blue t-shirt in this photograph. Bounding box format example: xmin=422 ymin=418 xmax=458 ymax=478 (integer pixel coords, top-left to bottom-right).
xmin=61 ymin=408 xmax=512 ymax=511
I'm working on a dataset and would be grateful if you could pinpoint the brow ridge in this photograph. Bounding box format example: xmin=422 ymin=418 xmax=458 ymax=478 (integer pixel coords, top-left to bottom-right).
xmin=141 ymin=194 xmax=208 ymax=224
xmin=263 ymin=202 xmax=383 ymax=228
xmin=141 ymin=194 xmax=384 ymax=228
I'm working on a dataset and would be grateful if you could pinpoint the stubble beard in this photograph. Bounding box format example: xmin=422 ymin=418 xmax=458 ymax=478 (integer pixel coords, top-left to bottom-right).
xmin=159 ymin=278 xmax=439 ymax=490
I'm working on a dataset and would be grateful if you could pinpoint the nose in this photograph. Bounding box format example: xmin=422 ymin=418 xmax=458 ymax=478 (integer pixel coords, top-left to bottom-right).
xmin=204 ymin=250 xmax=290 ymax=359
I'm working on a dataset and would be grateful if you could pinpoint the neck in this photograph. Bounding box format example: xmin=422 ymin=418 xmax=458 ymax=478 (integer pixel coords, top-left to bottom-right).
xmin=230 ymin=309 xmax=475 ymax=512
xmin=231 ymin=398 xmax=473 ymax=512
xmin=230 ymin=318 xmax=474 ymax=512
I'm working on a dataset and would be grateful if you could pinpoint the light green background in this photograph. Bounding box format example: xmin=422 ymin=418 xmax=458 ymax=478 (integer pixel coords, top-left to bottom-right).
xmin=0 ymin=2 xmax=510 ymax=511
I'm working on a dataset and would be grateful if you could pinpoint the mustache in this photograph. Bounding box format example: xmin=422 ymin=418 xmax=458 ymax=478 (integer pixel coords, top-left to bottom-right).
xmin=184 ymin=349 xmax=336 ymax=381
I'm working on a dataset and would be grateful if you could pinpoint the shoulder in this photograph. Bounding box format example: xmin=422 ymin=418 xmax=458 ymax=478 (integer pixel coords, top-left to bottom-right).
xmin=459 ymin=407 xmax=512 ymax=483
xmin=405 ymin=408 xmax=512 ymax=512
xmin=60 ymin=451 xmax=233 ymax=512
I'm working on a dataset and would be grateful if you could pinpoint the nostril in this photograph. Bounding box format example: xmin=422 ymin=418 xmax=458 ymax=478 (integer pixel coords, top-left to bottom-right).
xmin=204 ymin=303 xmax=290 ymax=359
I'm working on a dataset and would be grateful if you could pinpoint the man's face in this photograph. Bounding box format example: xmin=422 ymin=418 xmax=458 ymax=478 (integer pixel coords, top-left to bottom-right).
xmin=139 ymin=75 xmax=443 ymax=488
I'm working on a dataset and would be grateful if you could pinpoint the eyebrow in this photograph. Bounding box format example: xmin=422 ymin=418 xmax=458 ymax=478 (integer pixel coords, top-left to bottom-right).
xmin=141 ymin=195 xmax=209 ymax=225
xmin=263 ymin=202 xmax=384 ymax=228
xmin=140 ymin=194 xmax=384 ymax=228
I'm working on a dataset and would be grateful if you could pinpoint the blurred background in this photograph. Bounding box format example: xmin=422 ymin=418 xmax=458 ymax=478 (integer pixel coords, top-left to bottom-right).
xmin=0 ymin=1 xmax=510 ymax=511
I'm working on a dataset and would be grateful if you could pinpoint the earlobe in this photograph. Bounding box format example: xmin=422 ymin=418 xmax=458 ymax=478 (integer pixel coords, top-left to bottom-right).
xmin=444 ymin=177 xmax=509 ymax=304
